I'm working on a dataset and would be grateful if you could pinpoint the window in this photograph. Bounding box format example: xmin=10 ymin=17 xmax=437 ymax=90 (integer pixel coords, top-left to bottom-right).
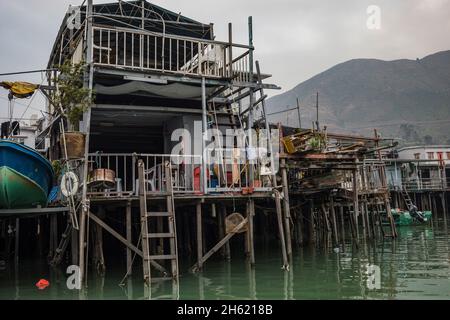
xmin=414 ymin=153 xmax=420 ymax=160
xmin=427 ymin=152 xmax=434 ymax=160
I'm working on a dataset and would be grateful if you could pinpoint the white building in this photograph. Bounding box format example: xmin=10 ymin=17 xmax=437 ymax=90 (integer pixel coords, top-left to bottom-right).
xmin=397 ymin=145 xmax=450 ymax=165
xmin=387 ymin=145 xmax=450 ymax=190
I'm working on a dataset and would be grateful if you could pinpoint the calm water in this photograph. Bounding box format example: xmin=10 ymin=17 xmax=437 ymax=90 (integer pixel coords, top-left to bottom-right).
xmin=1 ymin=218 xmax=450 ymax=300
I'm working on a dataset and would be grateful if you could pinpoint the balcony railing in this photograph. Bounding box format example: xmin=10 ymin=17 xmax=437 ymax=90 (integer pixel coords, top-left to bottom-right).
xmin=389 ymin=178 xmax=448 ymax=191
xmin=86 ymin=152 xmax=270 ymax=198
xmin=87 ymin=153 xmax=201 ymax=197
xmin=91 ymin=25 xmax=252 ymax=81
xmin=204 ymin=148 xmax=272 ymax=193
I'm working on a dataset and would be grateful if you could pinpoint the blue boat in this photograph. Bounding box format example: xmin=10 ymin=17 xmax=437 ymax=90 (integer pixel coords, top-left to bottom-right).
xmin=0 ymin=140 xmax=54 ymax=210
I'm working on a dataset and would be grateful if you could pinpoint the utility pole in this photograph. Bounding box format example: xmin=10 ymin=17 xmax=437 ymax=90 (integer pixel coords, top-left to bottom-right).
xmin=315 ymin=92 xmax=319 ymax=131
xmin=296 ymin=97 xmax=301 ymax=129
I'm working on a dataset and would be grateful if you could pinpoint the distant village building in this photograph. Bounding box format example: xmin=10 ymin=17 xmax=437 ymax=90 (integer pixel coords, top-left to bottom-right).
xmin=386 ymin=145 xmax=450 ymax=190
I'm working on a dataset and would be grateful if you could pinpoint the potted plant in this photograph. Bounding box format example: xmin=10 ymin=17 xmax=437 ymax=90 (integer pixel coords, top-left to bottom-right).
xmin=53 ymin=60 xmax=94 ymax=159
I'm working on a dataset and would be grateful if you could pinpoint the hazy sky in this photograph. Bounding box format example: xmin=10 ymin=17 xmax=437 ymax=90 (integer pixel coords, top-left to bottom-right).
xmin=0 ymin=0 xmax=449 ymax=120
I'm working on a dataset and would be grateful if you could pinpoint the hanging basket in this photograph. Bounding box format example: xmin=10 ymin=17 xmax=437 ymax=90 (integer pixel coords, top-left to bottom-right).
xmin=225 ymin=212 xmax=248 ymax=234
xmin=60 ymin=131 xmax=86 ymax=159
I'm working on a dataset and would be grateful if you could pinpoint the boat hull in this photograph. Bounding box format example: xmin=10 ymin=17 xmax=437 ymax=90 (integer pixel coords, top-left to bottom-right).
xmin=0 ymin=140 xmax=53 ymax=210
xmin=0 ymin=166 xmax=48 ymax=209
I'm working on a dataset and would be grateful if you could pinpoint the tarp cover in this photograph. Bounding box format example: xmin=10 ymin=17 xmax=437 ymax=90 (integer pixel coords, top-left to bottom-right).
xmin=0 ymin=81 xmax=38 ymax=99
xmin=95 ymin=81 xmax=214 ymax=99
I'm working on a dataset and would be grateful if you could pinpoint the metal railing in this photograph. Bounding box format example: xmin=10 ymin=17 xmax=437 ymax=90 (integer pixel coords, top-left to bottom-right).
xmin=86 ymin=153 xmax=201 ymax=197
xmin=91 ymin=25 xmax=252 ymax=80
xmin=339 ymin=160 xmax=387 ymax=194
xmin=389 ymin=178 xmax=448 ymax=191
xmin=86 ymin=151 xmax=271 ymax=198
xmin=204 ymin=147 xmax=272 ymax=193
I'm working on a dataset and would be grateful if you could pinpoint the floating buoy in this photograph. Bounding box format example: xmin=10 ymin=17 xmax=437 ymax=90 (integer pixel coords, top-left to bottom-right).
xmin=60 ymin=171 xmax=79 ymax=197
xmin=36 ymin=279 xmax=50 ymax=290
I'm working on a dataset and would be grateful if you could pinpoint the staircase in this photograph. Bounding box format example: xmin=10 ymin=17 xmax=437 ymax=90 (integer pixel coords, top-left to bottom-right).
xmin=138 ymin=159 xmax=179 ymax=285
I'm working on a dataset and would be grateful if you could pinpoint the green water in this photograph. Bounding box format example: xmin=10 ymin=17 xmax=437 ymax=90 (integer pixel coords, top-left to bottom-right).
xmin=1 ymin=219 xmax=450 ymax=300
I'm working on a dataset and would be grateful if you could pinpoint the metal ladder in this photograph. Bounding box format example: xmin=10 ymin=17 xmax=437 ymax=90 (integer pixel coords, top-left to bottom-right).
xmin=138 ymin=159 xmax=178 ymax=285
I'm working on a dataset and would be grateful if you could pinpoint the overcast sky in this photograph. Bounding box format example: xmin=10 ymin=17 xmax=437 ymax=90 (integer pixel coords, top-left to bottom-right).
xmin=0 ymin=0 xmax=449 ymax=121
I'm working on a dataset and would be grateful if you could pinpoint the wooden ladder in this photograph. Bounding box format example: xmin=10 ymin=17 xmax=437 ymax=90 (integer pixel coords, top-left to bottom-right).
xmin=49 ymin=220 xmax=73 ymax=266
xmin=138 ymin=159 xmax=178 ymax=285
xmin=400 ymin=186 xmax=415 ymax=211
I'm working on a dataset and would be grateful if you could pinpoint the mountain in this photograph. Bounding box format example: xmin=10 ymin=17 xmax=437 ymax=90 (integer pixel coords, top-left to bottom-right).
xmin=266 ymin=50 xmax=450 ymax=145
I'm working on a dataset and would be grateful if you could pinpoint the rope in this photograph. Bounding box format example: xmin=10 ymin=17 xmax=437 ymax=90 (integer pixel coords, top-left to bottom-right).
xmin=118 ymin=229 xmax=142 ymax=287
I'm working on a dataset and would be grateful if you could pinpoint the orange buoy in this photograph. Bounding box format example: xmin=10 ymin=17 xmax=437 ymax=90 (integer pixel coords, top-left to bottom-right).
xmin=36 ymin=279 xmax=50 ymax=290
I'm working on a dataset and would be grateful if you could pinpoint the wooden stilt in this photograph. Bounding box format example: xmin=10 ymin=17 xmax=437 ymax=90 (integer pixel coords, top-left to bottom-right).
xmin=126 ymin=201 xmax=132 ymax=276
xmin=71 ymin=226 xmax=79 ymax=265
xmin=217 ymin=205 xmax=225 ymax=258
xmin=441 ymin=192 xmax=447 ymax=217
xmin=339 ymin=206 xmax=345 ymax=244
xmin=78 ymin=201 xmax=89 ymax=286
xmin=93 ymin=207 xmax=106 ymax=275
xmin=196 ymin=201 xmax=203 ymax=271
xmin=297 ymin=206 xmax=304 ymax=247
xmin=248 ymin=199 xmax=255 ymax=266
xmin=329 ymin=199 xmax=339 ymax=246
xmin=308 ymin=200 xmax=315 ymax=244
xmin=352 ymin=169 xmax=360 ymax=241
xmin=244 ymin=203 xmax=250 ymax=257
xmin=384 ymin=197 xmax=397 ymax=238
xmin=14 ymin=218 xmax=19 ymax=265
xmin=367 ymin=202 xmax=375 ymax=239
xmin=361 ymin=202 xmax=367 ymax=239
xmin=348 ymin=205 xmax=357 ymax=242
xmin=274 ymin=190 xmax=289 ymax=269
xmin=428 ymin=192 xmax=432 ymax=212
xmin=220 ymin=205 xmax=231 ymax=259
xmin=185 ymin=207 xmax=192 ymax=256
xmin=49 ymin=215 xmax=58 ymax=261
xmin=281 ymin=159 xmax=293 ymax=257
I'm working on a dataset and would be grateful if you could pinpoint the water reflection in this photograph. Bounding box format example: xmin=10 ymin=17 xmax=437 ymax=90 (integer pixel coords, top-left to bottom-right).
xmin=1 ymin=219 xmax=450 ymax=300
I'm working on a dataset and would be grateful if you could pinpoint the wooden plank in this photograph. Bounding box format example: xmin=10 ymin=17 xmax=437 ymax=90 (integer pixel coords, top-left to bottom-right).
xmin=191 ymin=217 xmax=248 ymax=272
xmin=146 ymin=233 xmax=174 ymax=238
xmin=88 ymin=211 xmax=167 ymax=275
xmin=146 ymin=212 xmax=171 ymax=217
